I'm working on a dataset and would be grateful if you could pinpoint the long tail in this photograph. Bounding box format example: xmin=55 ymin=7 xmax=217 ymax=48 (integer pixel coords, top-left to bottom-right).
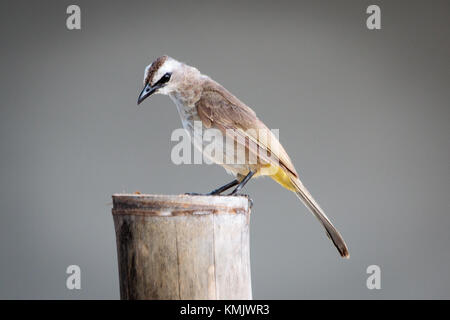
xmin=290 ymin=177 xmax=349 ymax=258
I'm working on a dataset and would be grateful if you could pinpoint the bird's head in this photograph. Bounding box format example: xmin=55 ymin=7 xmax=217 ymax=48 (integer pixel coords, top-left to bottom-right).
xmin=137 ymin=55 xmax=184 ymax=105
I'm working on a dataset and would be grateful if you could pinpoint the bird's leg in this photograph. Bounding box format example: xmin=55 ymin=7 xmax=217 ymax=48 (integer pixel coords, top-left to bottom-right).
xmin=229 ymin=171 xmax=255 ymax=195
xmin=207 ymin=179 xmax=239 ymax=195
xmin=185 ymin=179 xmax=239 ymax=196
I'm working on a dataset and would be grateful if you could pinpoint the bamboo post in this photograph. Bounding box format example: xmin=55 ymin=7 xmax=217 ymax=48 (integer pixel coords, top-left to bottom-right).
xmin=111 ymin=194 xmax=252 ymax=300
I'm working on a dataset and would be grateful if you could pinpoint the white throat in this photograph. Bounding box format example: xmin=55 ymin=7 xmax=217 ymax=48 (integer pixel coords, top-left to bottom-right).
xmin=169 ymin=94 xmax=200 ymax=134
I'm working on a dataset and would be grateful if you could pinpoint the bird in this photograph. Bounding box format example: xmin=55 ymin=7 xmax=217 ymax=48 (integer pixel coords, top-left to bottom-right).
xmin=137 ymin=55 xmax=349 ymax=258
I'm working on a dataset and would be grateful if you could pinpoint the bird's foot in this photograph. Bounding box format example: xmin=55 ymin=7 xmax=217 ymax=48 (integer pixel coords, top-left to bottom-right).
xmin=184 ymin=192 xmax=214 ymax=196
xmin=227 ymin=192 xmax=248 ymax=197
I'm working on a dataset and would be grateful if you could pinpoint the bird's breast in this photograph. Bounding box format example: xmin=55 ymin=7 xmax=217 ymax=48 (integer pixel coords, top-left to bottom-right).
xmin=169 ymin=95 xmax=201 ymax=134
xmin=168 ymin=94 xmax=253 ymax=177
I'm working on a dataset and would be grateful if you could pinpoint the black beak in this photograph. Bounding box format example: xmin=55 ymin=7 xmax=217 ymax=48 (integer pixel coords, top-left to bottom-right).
xmin=137 ymin=83 xmax=159 ymax=105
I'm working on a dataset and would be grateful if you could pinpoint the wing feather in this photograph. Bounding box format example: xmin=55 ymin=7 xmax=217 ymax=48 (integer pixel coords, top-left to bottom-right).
xmin=196 ymin=80 xmax=298 ymax=177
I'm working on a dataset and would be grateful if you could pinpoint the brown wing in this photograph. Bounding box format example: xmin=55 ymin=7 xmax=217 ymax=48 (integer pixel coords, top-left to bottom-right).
xmin=196 ymin=80 xmax=298 ymax=178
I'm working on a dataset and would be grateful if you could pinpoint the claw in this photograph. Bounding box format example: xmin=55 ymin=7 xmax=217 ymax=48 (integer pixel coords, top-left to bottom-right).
xmin=184 ymin=192 xmax=214 ymax=196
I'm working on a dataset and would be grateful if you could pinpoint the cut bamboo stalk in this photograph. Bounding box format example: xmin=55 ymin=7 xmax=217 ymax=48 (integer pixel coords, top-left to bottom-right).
xmin=112 ymin=194 xmax=252 ymax=300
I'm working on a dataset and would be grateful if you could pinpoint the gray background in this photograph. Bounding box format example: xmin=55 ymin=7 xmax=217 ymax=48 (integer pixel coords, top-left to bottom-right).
xmin=0 ymin=0 xmax=449 ymax=299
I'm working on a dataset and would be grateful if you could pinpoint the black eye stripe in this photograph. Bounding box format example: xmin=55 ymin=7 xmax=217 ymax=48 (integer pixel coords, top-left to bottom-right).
xmin=156 ymin=72 xmax=171 ymax=86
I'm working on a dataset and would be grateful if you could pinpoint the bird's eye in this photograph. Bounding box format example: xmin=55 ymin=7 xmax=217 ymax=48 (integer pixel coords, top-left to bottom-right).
xmin=159 ymin=72 xmax=171 ymax=84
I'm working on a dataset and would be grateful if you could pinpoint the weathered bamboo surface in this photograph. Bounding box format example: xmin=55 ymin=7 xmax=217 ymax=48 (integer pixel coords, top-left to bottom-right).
xmin=112 ymin=194 xmax=252 ymax=300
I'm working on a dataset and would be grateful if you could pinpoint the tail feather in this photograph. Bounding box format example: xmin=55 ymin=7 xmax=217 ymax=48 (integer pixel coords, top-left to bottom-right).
xmin=291 ymin=177 xmax=349 ymax=258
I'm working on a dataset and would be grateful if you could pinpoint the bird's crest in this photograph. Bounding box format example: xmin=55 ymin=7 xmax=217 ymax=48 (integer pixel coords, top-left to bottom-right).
xmin=143 ymin=55 xmax=169 ymax=85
